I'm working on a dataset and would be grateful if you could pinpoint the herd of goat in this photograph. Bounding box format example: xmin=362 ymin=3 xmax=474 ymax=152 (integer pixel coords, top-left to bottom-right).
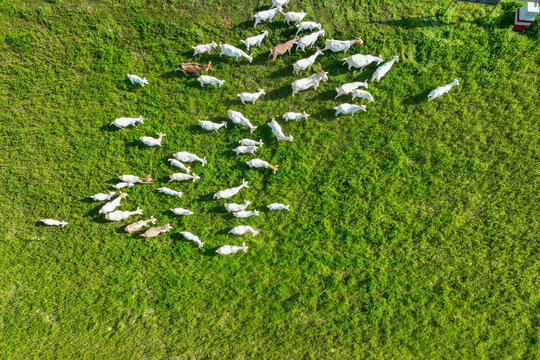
xmin=40 ymin=0 xmax=460 ymax=255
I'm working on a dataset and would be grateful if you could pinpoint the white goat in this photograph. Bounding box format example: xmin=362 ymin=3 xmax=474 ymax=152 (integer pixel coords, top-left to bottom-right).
xmin=272 ymin=0 xmax=290 ymax=7
xmin=140 ymin=132 xmax=165 ymax=147
xmin=371 ymin=56 xmax=399 ymax=83
xmin=216 ymin=242 xmax=248 ymax=255
xmin=254 ymin=6 xmax=282 ymax=27
xmin=214 ymin=179 xmax=249 ymax=200
xmin=169 ymin=173 xmax=200 ymax=182
xmin=237 ymin=89 xmax=265 ymax=104
xmin=173 ymin=151 xmax=207 ymax=166
xmin=268 ymin=118 xmax=293 ymax=141
xmin=105 ymin=208 xmax=143 ymax=222
xmin=238 ymin=139 xmax=264 ymax=147
xmin=296 ymin=30 xmax=325 ymax=52
xmin=199 ymin=120 xmax=227 ymax=131
xmin=90 ymin=191 xmax=115 ymax=202
xmin=334 ymin=103 xmax=367 ymax=116
xmin=180 ymin=231 xmax=204 ymax=248
xmin=233 ymin=210 xmax=260 ymax=218
xmin=219 ymin=44 xmax=253 ymax=63
xmin=198 ymin=75 xmax=225 ymax=87
xmin=283 ymin=111 xmax=309 ymax=121
xmin=296 ymin=21 xmax=322 ymax=34
xmin=127 ymin=74 xmax=148 ymax=86
xmin=227 ymin=110 xmax=257 ymax=133
xmin=323 ymin=37 xmax=363 ymax=53
xmin=234 ymin=145 xmax=258 ymax=155
xmin=282 ymin=10 xmax=306 ymax=24
xmin=267 ymin=203 xmax=290 ymax=211
xmin=98 ymin=192 xmax=127 ymax=214
xmin=119 ymin=174 xmax=152 ymax=184
xmin=293 ymin=47 xmax=324 ymax=74
xmin=113 ymin=182 xmax=134 ymax=190
xmin=192 ymin=42 xmax=217 ymax=56
xmin=427 ymin=79 xmax=460 ymax=101
xmin=168 ymin=159 xmax=190 ymax=173
xmin=225 ymin=200 xmax=251 ymax=213
xmin=351 ymin=89 xmax=375 ymax=103
xmin=240 ymin=31 xmax=269 ymax=50
xmin=291 ymin=70 xmax=328 ymax=96
xmin=157 ymin=187 xmax=183 ymax=197
xmin=171 ymin=208 xmax=194 ymax=216
xmin=40 ymin=219 xmax=68 ymax=227
xmin=110 ymin=115 xmax=144 ymax=128
xmin=229 ymin=225 xmax=259 ymax=236
xmin=247 ymin=159 xmax=279 ymax=174
xmin=335 ymin=81 xmax=369 ymax=98
xmin=342 ymin=54 xmax=383 ymax=71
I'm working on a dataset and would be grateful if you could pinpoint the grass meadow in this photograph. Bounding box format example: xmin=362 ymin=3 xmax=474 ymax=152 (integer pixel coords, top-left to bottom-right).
xmin=0 ymin=0 xmax=538 ymax=358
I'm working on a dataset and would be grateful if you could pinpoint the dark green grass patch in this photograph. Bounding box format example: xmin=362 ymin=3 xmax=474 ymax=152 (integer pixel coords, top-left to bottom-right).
xmin=0 ymin=0 xmax=538 ymax=358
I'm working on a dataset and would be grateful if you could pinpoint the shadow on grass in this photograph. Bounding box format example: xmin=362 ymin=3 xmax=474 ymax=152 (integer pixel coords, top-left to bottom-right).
xmin=312 ymin=108 xmax=336 ymax=121
xmin=267 ymin=84 xmax=291 ymax=100
xmin=403 ymin=89 xmax=431 ymax=105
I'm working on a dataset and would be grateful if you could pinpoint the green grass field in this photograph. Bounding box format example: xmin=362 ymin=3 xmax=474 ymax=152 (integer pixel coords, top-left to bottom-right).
xmin=0 ymin=0 xmax=538 ymax=358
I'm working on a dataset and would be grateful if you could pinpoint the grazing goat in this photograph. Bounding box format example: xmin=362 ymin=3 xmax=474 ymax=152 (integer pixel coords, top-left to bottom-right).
xmin=198 ymin=75 xmax=225 ymax=87
xmin=199 ymin=120 xmax=227 ymax=131
xmin=293 ymin=47 xmax=324 ymax=74
xmin=371 ymin=55 xmax=399 ymax=83
xmin=214 ymin=179 xmax=249 ymax=200
xmin=192 ymin=42 xmax=217 ymax=56
xmin=140 ymin=224 xmax=172 ymax=238
xmin=168 ymin=159 xmax=190 ymax=173
xmin=240 ymin=31 xmax=269 ymax=50
xmin=110 ymin=115 xmax=144 ymax=128
xmin=254 ymin=6 xmax=282 ymax=27
xmin=296 ymin=21 xmax=322 ymax=34
xmin=125 ymin=216 xmax=156 ymax=233
xmin=140 ymin=132 xmax=165 ymax=147
xmin=323 ymin=37 xmax=363 ymax=53
xmin=247 ymin=159 xmax=279 ymax=174
xmin=229 ymin=225 xmax=259 ymax=236
xmin=180 ymin=232 xmax=204 ymax=248
xmin=237 ymin=89 xmax=265 ymax=104
xmin=351 ymin=89 xmax=375 ymax=103
xmin=272 ymin=0 xmax=289 ymax=8
xmin=335 ymin=81 xmax=368 ymax=98
xmin=173 ymin=151 xmax=206 ymax=166
xmin=282 ymin=10 xmax=306 ymax=24
xmin=127 ymin=74 xmax=148 ymax=86
xmin=296 ymin=30 xmax=325 ymax=52
xmin=342 ymin=54 xmax=383 ymax=71
xmin=233 ymin=210 xmax=260 ymax=218
xmin=219 ymin=44 xmax=253 ymax=62
xmin=268 ymin=118 xmax=293 ymax=141
xmin=98 ymin=192 xmax=127 ymax=214
xmin=267 ymin=203 xmax=290 ymax=211
xmin=268 ymin=36 xmax=299 ymax=61
xmin=40 ymin=219 xmax=68 ymax=227
xmin=119 ymin=175 xmax=152 ymax=184
xmin=216 ymin=242 xmax=248 ymax=255
xmin=225 ymin=200 xmax=252 ymax=213
xmin=283 ymin=111 xmax=309 ymax=121
xmin=238 ymin=139 xmax=264 ymax=147
xmin=427 ymin=79 xmax=460 ymax=101
xmin=227 ymin=110 xmax=257 ymax=133
xmin=169 ymin=173 xmax=200 ymax=182
xmin=334 ymin=103 xmax=367 ymax=116
xmin=90 ymin=191 xmax=115 ymax=202
xmin=157 ymin=187 xmax=183 ymax=197
xmin=105 ymin=208 xmax=143 ymax=222
xmin=234 ymin=145 xmax=258 ymax=155
xmin=175 ymin=62 xmax=213 ymax=75
xmin=291 ymin=70 xmax=328 ymax=96
xmin=171 ymin=208 xmax=194 ymax=216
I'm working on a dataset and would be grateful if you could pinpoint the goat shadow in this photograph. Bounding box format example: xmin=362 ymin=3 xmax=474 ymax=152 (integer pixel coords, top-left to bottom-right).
xmin=403 ymin=89 xmax=431 ymax=105
xmin=267 ymin=84 xmax=291 ymax=100
xmin=313 ymin=89 xmax=335 ymax=102
xmin=312 ymin=108 xmax=336 ymax=121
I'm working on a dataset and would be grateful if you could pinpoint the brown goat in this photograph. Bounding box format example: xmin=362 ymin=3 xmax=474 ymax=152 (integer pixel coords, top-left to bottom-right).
xmin=268 ymin=36 xmax=299 ymax=62
xmin=175 ymin=62 xmax=213 ymax=75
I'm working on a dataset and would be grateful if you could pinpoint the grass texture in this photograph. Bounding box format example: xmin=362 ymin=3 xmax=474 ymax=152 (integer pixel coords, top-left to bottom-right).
xmin=0 ymin=0 xmax=538 ymax=358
